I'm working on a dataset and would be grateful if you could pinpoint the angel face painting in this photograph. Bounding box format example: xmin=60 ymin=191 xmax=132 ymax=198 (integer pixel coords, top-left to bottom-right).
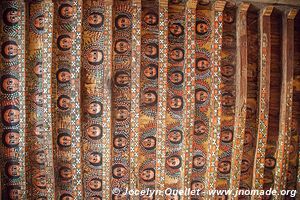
xmin=144 ymin=64 xmax=158 ymax=80
xmin=264 ymin=156 xmax=276 ymax=170
xmin=32 ymin=173 xmax=47 ymax=189
xmin=33 ymin=14 xmax=45 ymax=31
xmin=34 ymin=62 xmax=43 ymax=77
xmin=57 ymin=35 xmax=72 ymax=51
xmin=115 ymin=14 xmax=131 ymax=30
xmin=143 ymin=12 xmax=158 ymax=26
xmin=221 ymin=65 xmax=235 ymax=78
xmin=196 ymin=58 xmax=210 ymax=72
xmin=169 ymin=96 xmax=183 ymax=111
xmin=88 ymin=178 xmax=102 ymax=191
xmin=115 ymin=106 xmax=129 ymax=122
xmin=1 ymin=75 xmax=19 ymax=94
xmin=5 ymin=161 xmax=20 ymax=179
xmin=241 ymin=159 xmax=251 ymax=173
xmin=218 ymin=161 xmax=231 ymax=174
xmin=142 ymin=136 xmax=156 ymax=150
xmin=56 ymin=68 xmax=71 ymax=84
xmin=166 ymin=155 xmax=182 ymax=169
xmin=88 ymin=152 xmax=102 ymax=167
xmin=3 ymin=8 xmax=21 ymax=26
xmin=113 ymin=135 xmax=128 ymax=149
xmin=112 ymin=164 xmax=127 ymax=179
xmin=87 ymin=49 xmax=103 ymax=65
xmin=88 ymin=12 xmax=104 ymax=28
xmin=142 ymin=90 xmax=157 ymax=106
xmin=34 ymin=150 xmax=46 ymax=165
xmin=2 ymin=106 xmax=20 ymax=126
xmin=223 ymin=12 xmax=234 ymax=24
xmin=114 ymin=71 xmax=130 ymax=87
xmin=144 ymin=43 xmax=158 ymax=59
xmin=140 ymin=168 xmax=155 ymax=182
xmin=57 ymin=132 xmax=72 ymax=148
xmin=87 ymin=101 xmax=102 ymax=118
xmin=170 ymin=48 xmax=184 ymax=62
xmin=195 ymin=88 xmax=209 ymax=104
xmin=169 ymin=71 xmax=184 ymax=85
xmin=222 ymin=92 xmax=234 ymax=108
xmin=1 ymin=40 xmax=18 ymax=59
xmin=59 ymin=166 xmax=72 ymax=180
xmin=114 ymin=39 xmax=130 ymax=54
xmin=3 ymin=130 xmax=20 ymax=148
xmin=193 ymin=155 xmax=206 ymax=169
xmin=191 ymin=180 xmax=205 ymax=192
xmin=7 ymin=185 xmax=22 ymax=200
xmin=220 ymin=129 xmax=233 ymax=143
xmin=58 ymin=3 xmax=74 ymax=19
xmin=57 ymin=95 xmax=71 ymax=111
xmin=194 ymin=120 xmax=207 ymax=135
xmin=86 ymin=124 xmax=102 ymax=140
xmin=169 ymin=23 xmax=184 ymax=37
xmin=168 ymin=130 xmax=183 ymax=144
xmin=196 ymin=20 xmax=209 ymax=35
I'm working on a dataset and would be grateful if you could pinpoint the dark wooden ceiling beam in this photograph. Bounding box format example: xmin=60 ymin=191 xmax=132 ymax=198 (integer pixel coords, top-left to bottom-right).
xmin=251 ymin=5 xmax=273 ymax=198
xmin=229 ymin=3 xmax=250 ymax=199
xmin=273 ymin=8 xmax=297 ymax=197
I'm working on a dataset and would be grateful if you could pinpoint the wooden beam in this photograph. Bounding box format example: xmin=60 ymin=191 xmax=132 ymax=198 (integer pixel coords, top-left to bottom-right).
xmin=182 ymin=1 xmax=197 ymax=195
xmin=129 ymin=0 xmax=141 ymax=197
xmin=229 ymin=3 xmax=250 ymax=199
xmin=0 ymin=1 xmax=27 ymax=198
xmin=273 ymin=9 xmax=297 ymax=198
xmin=205 ymin=0 xmax=226 ymax=198
xmin=100 ymin=1 xmax=113 ymax=199
xmin=155 ymin=1 xmax=168 ymax=198
xmin=25 ymin=1 xmax=55 ymax=199
xmin=251 ymin=6 xmax=273 ymax=198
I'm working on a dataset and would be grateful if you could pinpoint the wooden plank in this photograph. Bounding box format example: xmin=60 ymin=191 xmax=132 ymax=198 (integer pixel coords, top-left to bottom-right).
xmin=0 ymin=1 xmax=27 ymax=198
xmin=51 ymin=1 xmax=83 ymax=198
xmin=164 ymin=0 xmax=186 ymax=195
xmin=129 ymin=0 xmax=141 ymax=197
xmin=102 ymin=0 xmax=113 ymax=199
xmin=273 ymin=8 xmax=297 ymax=199
xmin=191 ymin=2 xmax=215 ymax=199
xmin=229 ymin=3 xmax=250 ymax=199
xmin=137 ymin=0 xmax=159 ymax=197
xmin=25 ymin=1 xmax=55 ymax=199
xmin=204 ymin=0 xmax=226 ymax=198
xmin=182 ymin=0 xmax=197 ymax=196
xmin=110 ymin=0 xmax=133 ymax=197
xmin=251 ymin=6 xmax=273 ymax=199
xmin=155 ymin=0 xmax=168 ymax=198
xmin=80 ymin=0 xmax=109 ymax=198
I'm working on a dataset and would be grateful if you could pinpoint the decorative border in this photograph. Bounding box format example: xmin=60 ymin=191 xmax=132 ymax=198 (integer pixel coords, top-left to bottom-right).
xmin=155 ymin=0 xmax=168 ymax=196
xmin=205 ymin=1 xmax=225 ymax=196
xmin=42 ymin=3 xmax=55 ymax=199
xmin=251 ymin=6 xmax=273 ymax=194
xmin=129 ymin=0 xmax=141 ymax=195
xmin=183 ymin=1 xmax=196 ymax=195
xmin=102 ymin=1 xmax=113 ymax=199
